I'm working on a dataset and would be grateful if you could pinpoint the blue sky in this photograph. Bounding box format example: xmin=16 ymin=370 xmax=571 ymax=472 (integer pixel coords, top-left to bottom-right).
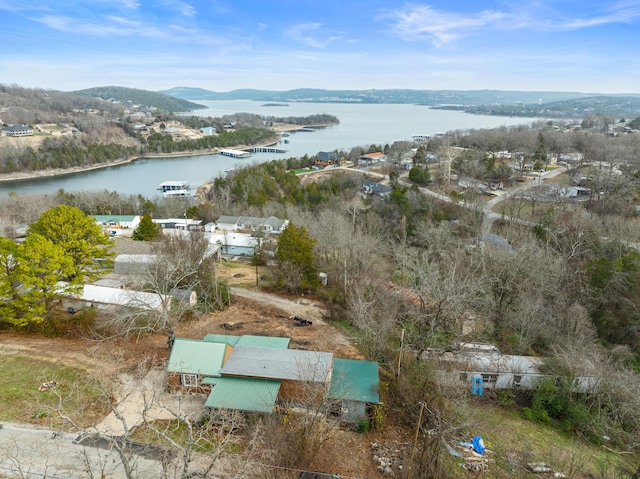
xmin=1 ymin=0 xmax=640 ymax=93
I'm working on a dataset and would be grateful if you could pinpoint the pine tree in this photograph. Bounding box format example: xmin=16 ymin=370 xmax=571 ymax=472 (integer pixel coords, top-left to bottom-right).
xmin=275 ymin=223 xmax=318 ymax=292
xmin=133 ymin=214 xmax=161 ymax=241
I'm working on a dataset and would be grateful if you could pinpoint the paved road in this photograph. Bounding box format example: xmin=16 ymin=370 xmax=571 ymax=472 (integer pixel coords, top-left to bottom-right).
xmin=0 ymin=422 xmax=162 ymax=479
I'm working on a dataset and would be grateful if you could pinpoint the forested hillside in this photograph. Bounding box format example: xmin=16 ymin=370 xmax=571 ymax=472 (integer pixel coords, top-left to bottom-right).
xmin=72 ymin=86 xmax=205 ymax=112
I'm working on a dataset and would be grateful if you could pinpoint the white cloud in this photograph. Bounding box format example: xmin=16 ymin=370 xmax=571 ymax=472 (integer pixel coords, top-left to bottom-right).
xmin=285 ymin=21 xmax=339 ymax=48
xmin=382 ymin=5 xmax=506 ymax=45
xmin=383 ymin=2 xmax=640 ymax=46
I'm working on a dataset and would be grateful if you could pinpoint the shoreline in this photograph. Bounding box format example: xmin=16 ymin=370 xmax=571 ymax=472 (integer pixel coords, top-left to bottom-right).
xmin=0 ymin=122 xmax=336 ymax=185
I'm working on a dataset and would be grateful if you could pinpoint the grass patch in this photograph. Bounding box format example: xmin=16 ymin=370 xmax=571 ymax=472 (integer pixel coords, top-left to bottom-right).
xmin=470 ymin=404 xmax=637 ymax=478
xmin=0 ymin=355 xmax=107 ymax=427
xmin=219 ymin=261 xmax=247 ymax=270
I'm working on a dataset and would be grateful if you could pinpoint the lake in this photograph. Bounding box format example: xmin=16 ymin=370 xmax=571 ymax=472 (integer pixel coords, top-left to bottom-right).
xmin=0 ymin=101 xmax=527 ymax=198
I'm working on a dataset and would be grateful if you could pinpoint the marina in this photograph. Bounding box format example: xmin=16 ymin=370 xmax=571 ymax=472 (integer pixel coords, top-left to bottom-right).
xmin=218 ymin=149 xmax=252 ymax=158
xmin=252 ymin=147 xmax=288 ymax=153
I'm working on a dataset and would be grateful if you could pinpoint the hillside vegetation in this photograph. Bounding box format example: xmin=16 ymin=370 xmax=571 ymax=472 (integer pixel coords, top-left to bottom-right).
xmin=72 ymin=85 xmax=206 ymax=112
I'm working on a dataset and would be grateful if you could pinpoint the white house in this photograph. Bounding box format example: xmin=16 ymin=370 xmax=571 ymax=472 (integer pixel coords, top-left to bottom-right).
xmin=214 ymin=216 xmax=289 ymax=234
xmin=426 ymin=346 xmax=598 ymax=393
xmin=93 ymin=215 xmax=141 ymax=231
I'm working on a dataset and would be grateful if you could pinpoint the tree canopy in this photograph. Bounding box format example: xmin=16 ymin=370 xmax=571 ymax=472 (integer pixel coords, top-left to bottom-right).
xmin=275 ymin=223 xmax=318 ymax=293
xmin=0 ymin=234 xmax=78 ymax=326
xmin=27 ymin=205 xmax=114 ymax=282
xmin=133 ymin=214 xmax=162 ymax=241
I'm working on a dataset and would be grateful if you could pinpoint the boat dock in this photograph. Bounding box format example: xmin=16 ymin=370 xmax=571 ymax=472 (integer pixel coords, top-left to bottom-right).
xmin=219 ymin=149 xmax=251 ymax=158
xmin=252 ymin=147 xmax=288 ymax=153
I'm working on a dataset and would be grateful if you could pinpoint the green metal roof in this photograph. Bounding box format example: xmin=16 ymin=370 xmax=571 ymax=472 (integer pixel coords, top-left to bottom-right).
xmin=167 ymin=338 xmax=228 ymax=376
xmin=93 ymin=215 xmax=137 ymax=222
xmin=237 ymin=335 xmax=290 ymax=349
xmin=204 ymin=377 xmax=280 ymax=413
xmin=328 ymin=358 xmax=380 ymax=404
xmin=202 ymin=334 xmax=242 ymax=347
xmin=203 ymin=334 xmax=290 ymax=349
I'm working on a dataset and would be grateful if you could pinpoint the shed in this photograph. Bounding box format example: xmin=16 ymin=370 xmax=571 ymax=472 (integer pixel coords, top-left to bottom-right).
xmin=167 ymin=339 xmax=232 ymax=393
xmin=203 ymin=377 xmax=281 ymax=413
xmin=328 ymin=359 xmax=380 ymax=423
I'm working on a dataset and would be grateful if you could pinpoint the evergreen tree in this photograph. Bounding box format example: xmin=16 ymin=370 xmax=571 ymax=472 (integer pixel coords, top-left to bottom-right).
xmin=0 ymin=234 xmax=77 ymax=327
xmin=133 ymin=214 xmax=162 ymax=241
xmin=275 ymin=223 xmax=318 ymax=292
xmin=28 ymin=205 xmax=114 ymax=282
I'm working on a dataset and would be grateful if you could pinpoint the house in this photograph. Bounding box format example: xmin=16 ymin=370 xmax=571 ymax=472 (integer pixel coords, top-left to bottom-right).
xmin=213 ymin=215 xmax=289 ymax=234
xmin=167 ymin=339 xmax=233 ymax=394
xmin=358 ymin=152 xmax=387 ymax=166
xmin=2 ymin=124 xmax=34 ymax=137
xmin=153 ymin=218 xmax=203 ymax=231
xmin=93 ymin=215 xmax=141 ymax=232
xmin=167 ymin=334 xmax=381 ymax=424
xmin=219 ymin=346 xmax=333 ymax=406
xmin=315 ymin=151 xmax=342 ymax=167
xmin=199 ymin=126 xmax=216 ymax=136
xmin=426 ymin=346 xmax=598 ymax=393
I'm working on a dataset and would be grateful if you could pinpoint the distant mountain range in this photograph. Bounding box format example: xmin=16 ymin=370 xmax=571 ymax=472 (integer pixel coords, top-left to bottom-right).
xmin=159 ymin=87 xmax=640 ymax=118
xmin=72 ymin=86 xmax=206 ymax=112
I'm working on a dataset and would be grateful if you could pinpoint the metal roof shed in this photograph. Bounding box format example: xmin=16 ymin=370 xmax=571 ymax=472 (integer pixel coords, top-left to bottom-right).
xmin=203 ymin=377 xmax=281 ymax=413
xmin=328 ymin=359 xmax=380 ymax=404
xmin=167 ymin=339 xmax=230 ymax=376
xmin=220 ymin=346 xmax=332 ymax=382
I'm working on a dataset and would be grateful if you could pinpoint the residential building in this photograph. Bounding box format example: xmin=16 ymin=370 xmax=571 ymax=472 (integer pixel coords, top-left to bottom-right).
xmin=214 ymin=215 xmax=289 ymax=234
xmin=166 ymin=334 xmax=381 ymax=423
xmin=3 ymin=124 xmax=34 ymax=137
xmin=358 ymin=152 xmax=387 ymax=166
xmin=93 ymin=215 xmax=141 ymax=232
xmin=315 ymin=151 xmax=343 ymax=167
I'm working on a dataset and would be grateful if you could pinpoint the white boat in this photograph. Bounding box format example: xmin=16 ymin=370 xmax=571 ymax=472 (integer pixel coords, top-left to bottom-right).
xmin=158 ymin=181 xmax=195 ymax=198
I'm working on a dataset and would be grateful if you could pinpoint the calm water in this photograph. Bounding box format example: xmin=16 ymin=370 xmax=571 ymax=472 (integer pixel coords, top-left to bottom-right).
xmin=0 ymin=101 xmax=526 ymax=198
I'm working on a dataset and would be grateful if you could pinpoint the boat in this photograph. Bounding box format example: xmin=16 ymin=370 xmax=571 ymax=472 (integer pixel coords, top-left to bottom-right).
xmin=284 ymin=139 xmax=289 ymax=144
xmin=158 ymin=181 xmax=195 ymax=198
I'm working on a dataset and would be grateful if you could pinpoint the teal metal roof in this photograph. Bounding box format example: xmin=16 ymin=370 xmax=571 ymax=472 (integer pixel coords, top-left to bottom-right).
xmin=203 ymin=334 xmax=290 ymax=349
xmin=93 ymin=215 xmax=137 ymax=222
xmin=203 ymin=334 xmax=242 ymax=346
xmin=237 ymin=335 xmax=290 ymax=349
xmin=167 ymin=339 xmax=228 ymax=376
xmin=204 ymin=377 xmax=280 ymax=413
xmin=328 ymin=359 xmax=380 ymax=404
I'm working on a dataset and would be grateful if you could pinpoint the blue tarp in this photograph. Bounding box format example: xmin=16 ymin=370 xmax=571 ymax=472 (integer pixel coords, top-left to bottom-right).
xmin=472 ymin=436 xmax=485 ymax=455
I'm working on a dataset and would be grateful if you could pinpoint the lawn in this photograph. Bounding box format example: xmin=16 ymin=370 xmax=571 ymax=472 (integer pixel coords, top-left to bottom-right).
xmin=469 ymin=404 xmax=638 ymax=478
xmin=0 ymin=355 xmax=107 ymax=428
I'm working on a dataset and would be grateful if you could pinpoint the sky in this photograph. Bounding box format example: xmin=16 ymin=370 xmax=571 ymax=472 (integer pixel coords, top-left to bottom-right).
xmin=1 ymin=0 xmax=640 ymax=94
